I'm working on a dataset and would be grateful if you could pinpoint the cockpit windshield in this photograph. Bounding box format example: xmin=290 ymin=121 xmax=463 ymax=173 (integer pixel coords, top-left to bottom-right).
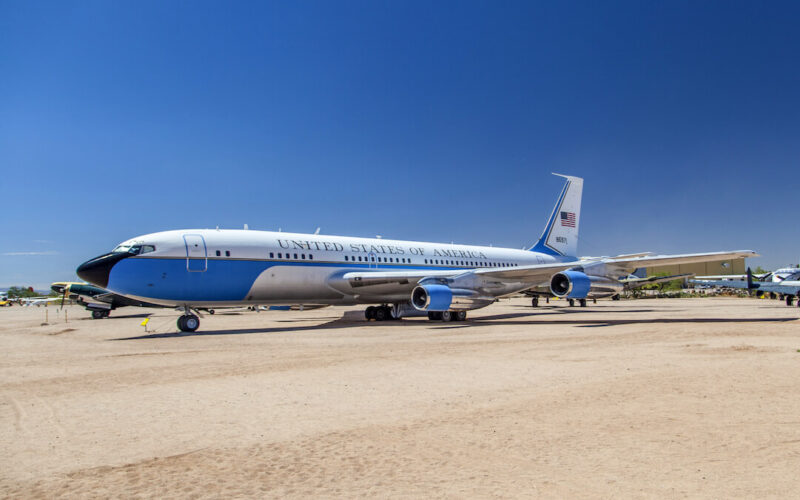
xmin=112 ymin=244 xmax=155 ymax=255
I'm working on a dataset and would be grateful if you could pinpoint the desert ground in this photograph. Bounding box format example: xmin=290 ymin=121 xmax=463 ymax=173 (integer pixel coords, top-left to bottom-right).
xmin=1 ymin=296 xmax=799 ymax=498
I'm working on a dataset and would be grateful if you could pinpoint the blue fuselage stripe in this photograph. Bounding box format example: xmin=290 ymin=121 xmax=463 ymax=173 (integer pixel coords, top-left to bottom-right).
xmin=107 ymin=257 xmax=505 ymax=302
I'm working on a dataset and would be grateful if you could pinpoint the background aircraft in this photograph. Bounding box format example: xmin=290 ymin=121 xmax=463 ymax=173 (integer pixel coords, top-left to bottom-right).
xmin=51 ymin=282 xmax=165 ymax=319
xmin=695 ymin=266 xmax=799 ymax=283
xmin=75 ymin=174 xmax=757 ymax=332
xmin=690 ymin=269 xmax=800 ymax=306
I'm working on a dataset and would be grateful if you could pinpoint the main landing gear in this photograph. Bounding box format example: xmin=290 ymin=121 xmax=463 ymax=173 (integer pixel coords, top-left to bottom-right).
xmin=568 ymin=299 xmax=588 ymax=307
xmin=787 ymin=295 xmax=796 ymax=307
xmin=427 ymin=310 xmax=467 ymax=322
xmin=91 ymin=310 xmax=110 ymax=319
xmin=365 ymin=305 xmax=397 ymax=322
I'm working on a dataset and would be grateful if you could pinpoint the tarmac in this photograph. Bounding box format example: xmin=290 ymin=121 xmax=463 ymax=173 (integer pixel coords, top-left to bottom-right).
xmin=1 ymin=296 xmax=799 ymax=498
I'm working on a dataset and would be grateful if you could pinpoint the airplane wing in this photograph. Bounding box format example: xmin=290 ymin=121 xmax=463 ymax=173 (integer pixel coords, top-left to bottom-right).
xmin=689 ymin=279 xmax=750 ymax=290
xmin=755 ymin=283 xmax=800 ymax=295
xmin=328 ymin=250 xmax=756 ymax=299
xmin=694 ymin=274 xmax=748 ymax=281
xmin=473 ymin=250 xmax=757 ymax=281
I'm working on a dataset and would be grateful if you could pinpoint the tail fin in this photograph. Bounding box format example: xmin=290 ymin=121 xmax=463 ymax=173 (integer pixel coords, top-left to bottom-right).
xmin=530 ymin=173 xmax=583 ymax=257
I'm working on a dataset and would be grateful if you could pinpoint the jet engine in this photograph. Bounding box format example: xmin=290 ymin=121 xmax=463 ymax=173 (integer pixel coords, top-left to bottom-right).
xmin=549 ymin=271 xmax=623 ymax=299
xmin=411 ymin=284 xmax=494 ymax=311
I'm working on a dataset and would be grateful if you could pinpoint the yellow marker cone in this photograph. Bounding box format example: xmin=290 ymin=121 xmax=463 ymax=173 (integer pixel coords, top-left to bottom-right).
xmin=140 ymin=318 xmax=150 ymax=326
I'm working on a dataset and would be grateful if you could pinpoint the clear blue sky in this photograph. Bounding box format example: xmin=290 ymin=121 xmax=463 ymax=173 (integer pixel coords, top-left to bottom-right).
xmin=1 ymin=0 xmax=798 ymax=288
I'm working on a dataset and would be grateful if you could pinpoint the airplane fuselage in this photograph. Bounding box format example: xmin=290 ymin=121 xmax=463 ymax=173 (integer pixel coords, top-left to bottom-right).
xmin=79 ymin=229 xmax=566 ymax=308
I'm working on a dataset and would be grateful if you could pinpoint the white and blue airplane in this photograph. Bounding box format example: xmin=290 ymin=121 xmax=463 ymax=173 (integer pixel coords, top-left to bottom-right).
xmin=76 ymin=174 xmax=757 ymax=332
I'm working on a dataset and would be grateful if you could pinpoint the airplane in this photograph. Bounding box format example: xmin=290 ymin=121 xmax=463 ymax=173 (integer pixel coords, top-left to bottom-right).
xmin=694 ymin=266 xmax=798 ymax=283
xmin=50 ymin=282 xmax=166 ymax=319
xmin=690 ymin=268 xmax=800 ymax=306
xmin=75 ymin=173 xmax=757 ymax=333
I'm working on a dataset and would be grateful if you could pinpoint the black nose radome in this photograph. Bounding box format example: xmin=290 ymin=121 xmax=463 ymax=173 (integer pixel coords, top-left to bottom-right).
xmin=76 ymin=252 xmax=130 ymax=288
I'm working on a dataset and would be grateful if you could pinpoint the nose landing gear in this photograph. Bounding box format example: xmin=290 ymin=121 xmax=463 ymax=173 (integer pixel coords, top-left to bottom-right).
xmin=177 ymin=314 xmax=200 ymax=332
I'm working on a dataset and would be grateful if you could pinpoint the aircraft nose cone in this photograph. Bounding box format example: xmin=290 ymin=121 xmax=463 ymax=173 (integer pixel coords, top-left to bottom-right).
xmin=76 ymin=252 xmax=130 ymax=288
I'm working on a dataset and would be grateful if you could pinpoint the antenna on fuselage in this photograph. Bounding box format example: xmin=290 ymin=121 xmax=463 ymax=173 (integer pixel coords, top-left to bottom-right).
xmin=244 ymin=224 xmax=249 ymax=230
xmin=314 ymin=227 xmax=320 ymax=235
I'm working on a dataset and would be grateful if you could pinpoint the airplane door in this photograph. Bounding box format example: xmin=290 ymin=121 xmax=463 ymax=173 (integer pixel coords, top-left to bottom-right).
xmin=183 ymin=234 xmax=207 ymax=272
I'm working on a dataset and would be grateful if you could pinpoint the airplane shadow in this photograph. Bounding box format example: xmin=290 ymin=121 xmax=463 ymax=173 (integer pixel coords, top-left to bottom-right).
xmin=110 ymin=310 xmax=796 ymax=340
xmin=111 ymin=315 xmax=371 ymax=340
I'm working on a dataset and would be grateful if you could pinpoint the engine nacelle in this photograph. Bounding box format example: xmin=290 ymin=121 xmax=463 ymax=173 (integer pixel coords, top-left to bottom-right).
xmin=550 ymin=271 xmax=623 ymax=299
xmin=411 ymin=284 xmax=493 ymax=311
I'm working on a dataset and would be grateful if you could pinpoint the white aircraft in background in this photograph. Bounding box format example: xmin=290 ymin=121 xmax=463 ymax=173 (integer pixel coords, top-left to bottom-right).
xmin=695 ymin=266 xmax=799 ymax=283
xmin=76 ymin=174 xmax=757 ymax=332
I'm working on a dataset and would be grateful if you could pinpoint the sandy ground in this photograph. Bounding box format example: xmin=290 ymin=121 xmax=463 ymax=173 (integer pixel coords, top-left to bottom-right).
xmin=1 ymin=296 xmax=799 ymax=498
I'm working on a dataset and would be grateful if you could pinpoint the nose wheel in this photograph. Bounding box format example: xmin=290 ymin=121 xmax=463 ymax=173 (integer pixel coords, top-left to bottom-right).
xmin=177 ymin=314 xmax=200 ymax=332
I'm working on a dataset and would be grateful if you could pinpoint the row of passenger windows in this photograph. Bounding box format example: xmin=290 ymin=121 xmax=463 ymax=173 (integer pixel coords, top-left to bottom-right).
xmin=424 ymin=259 xmax=518 ymax=267
xmin=344 ymin=255 xmax=411 ymax=263
xmin=269 ymin=252 xmax=314 ymax=260
xmin=261 ymin=252 xmax=518 ymax=267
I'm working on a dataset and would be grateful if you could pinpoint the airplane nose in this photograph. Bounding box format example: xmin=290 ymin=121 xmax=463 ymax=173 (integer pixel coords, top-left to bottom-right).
xmin=76 ymin=252 xmax=131 ymax=288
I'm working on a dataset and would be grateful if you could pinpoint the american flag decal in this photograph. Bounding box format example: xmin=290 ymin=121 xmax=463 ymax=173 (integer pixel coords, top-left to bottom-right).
xmin=560 ymin=211 xmax=576 ymax=227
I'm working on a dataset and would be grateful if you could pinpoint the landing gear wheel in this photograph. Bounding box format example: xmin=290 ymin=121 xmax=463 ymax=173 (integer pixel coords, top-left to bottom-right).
xmin=365 ymin=306 xmax=376 ymax=321
xmin=178 ymin=314 xmax=200 ymax=332
xmin=441 ymin=311 xmax=453 ymax=322
xmin=786 ymin=295 xmax=794 ymax=307
xmin=91 ymin=310 xmax=105 ymax=319
xmin=531 ymin=297 xmax=539 ymax=307
xmin=579 ymin=299 xmax=587 ymax=307
xmin=455 ymin=310 xmax=467 ymax=321
xmin=428 ymin=311 xmax=443 ymax=321
xmin=611 ymin=294 xmax=620 ymax=301
xmin=374 ymin=306 xmax=388 ymax=321
xmin=568 ymin=299 xmax=575 ymax=307
xmin=208 ymin=309 xmax=215 ymax=315
xmin=592 ymin=298 xmax=597 ymax=304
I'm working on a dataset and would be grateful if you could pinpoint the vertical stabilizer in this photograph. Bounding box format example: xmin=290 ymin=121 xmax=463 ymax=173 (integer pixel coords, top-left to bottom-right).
xmin=530 ymin=174 xmax=583 ymax=257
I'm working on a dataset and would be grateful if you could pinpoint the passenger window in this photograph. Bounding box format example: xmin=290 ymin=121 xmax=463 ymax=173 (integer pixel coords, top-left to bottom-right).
xmin=294 ymin=253 xmax=298 ymax=259
xmin=345 ymin=256 xmax=348 ymax=261
xmin=358 ymin=256 xmax=362 ymax=262
xmin=216 ymin=250 xmax=221 ymax=257
xmin=225 ymin=251 xmax=230 ymax=257
xmin=301 ymin=254 xmax=305 ymax=259
xmin=270 ymin=252 xmax=274 ymax=258
xmin=309 ymin=254 xmax=313 ymax=260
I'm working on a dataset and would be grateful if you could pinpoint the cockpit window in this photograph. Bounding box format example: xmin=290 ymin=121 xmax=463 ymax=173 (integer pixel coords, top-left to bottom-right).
xmin=112 ymin=244 xmax=155 ymax=255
